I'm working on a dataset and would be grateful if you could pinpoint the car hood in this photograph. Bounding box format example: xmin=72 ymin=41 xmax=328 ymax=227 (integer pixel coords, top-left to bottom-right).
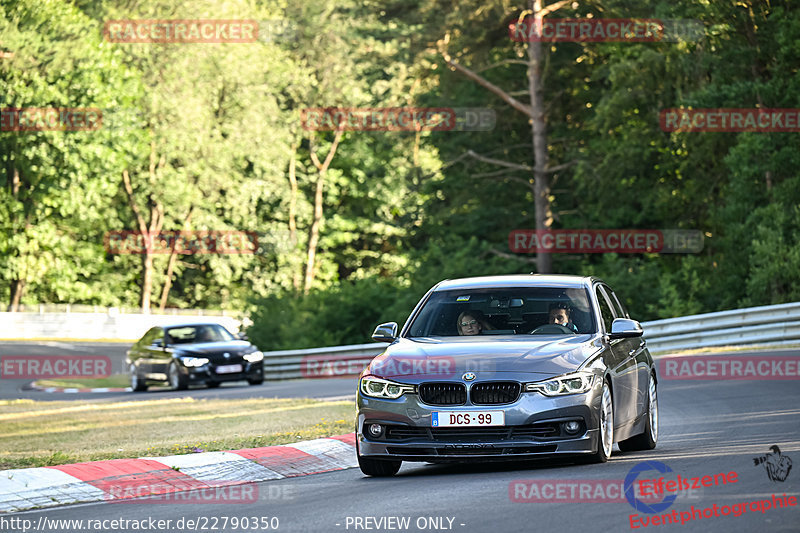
xmin=363 ymin=335 xmax=603 ymax=383
xmin=171 ymin=340 xmax=254 ymax=357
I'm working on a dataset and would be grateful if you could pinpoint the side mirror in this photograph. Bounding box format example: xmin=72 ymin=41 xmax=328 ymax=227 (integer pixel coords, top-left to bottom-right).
xmin=238 ymin=333 xmax=249 ymax=341
xmin=152 ymin=339 xmax=165 ymax=348
xmin=608 ymin=318 xmax=643 ymax=339
xmin=372 ymin=322 xmax=398 ymax=343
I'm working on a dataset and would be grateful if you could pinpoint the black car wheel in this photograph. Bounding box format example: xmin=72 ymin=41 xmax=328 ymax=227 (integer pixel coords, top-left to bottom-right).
xmin=247 ymin=377 xmax=264 ymax=386
xmin=618 ymin=373 xmax=658 ymax=452
xmin=206 ymin=381 xmax=221 ymax=388
xmin=356 ymin=428 xmax=401 ymax=477
xmin=130 ymin=364 xmax=147 ymax=392
xmin=168 ymin=361 xmax=189 ymax=391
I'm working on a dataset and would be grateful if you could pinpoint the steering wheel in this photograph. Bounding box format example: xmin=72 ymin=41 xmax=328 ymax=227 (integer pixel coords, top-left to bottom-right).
xmin=529 ymin=324 xmax=576 ymax=335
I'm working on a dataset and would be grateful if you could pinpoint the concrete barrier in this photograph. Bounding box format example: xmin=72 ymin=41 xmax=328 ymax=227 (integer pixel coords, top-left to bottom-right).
xmin=0 ymin=310 xmax=242 ymax=341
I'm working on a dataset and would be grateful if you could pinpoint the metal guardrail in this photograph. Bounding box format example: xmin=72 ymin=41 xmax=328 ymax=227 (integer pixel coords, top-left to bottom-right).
xmin=260 ymin=302 xmax=800 ymax=380
xmin=641 ymin=301 xmax=800 ymax=353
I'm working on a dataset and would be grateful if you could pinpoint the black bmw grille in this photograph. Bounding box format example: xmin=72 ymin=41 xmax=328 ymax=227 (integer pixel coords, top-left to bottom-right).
xmin=470 ymin=382 xmax=521 ymax=405
xmin=418 ymin=383 xmax=467 ymax=405
xmin=383 ymin=423 xmax=564 ymax=442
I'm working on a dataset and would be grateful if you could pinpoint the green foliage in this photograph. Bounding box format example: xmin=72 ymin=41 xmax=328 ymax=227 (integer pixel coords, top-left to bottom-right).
xmin=2 ymin=0 xmax=798 ymax=347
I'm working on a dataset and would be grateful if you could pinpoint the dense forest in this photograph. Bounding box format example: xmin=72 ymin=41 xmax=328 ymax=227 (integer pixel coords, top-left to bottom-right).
xmin=2 ymin=0 xmax=799 ymax=349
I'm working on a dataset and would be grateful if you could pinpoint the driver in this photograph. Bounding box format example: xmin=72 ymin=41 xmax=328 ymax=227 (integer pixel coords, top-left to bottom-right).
xmin=548 ymin=302 xmax=579 ymax=333
xmin=457 ymin=310 xmax=492 ymax=335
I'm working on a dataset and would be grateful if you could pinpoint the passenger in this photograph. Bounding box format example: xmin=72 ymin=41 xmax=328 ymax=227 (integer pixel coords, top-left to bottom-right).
xmin=457 ymin=310 xmax=491 ymax=336
xmin=548 ymin=302 xmax=579 ymax=333
xmin=194 ymin=327 xmax=214 ymax=343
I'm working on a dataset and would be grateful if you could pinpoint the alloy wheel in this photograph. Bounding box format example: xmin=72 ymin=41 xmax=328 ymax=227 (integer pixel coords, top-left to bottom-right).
xmin=600 ymin=383 xmax=614 ymax=458
xmin=648 ymin=377 xmax=658 ymax=443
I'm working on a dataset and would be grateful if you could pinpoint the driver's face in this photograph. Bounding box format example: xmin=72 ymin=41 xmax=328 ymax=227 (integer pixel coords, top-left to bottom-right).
xmin=549 ymin=309 xmax=569 ymax=325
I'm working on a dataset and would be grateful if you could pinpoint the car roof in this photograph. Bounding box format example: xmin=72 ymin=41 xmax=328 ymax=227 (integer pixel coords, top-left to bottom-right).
xmin=158 ymin=322 xmax=231 ymax=329
xmin=432 ymin=274 xmax=599 ymax=291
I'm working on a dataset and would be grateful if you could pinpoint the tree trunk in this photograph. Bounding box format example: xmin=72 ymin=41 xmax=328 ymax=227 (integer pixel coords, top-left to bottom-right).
xmin=303 ymin=129 xmax=344 ymax=293
xmin=288 ymin=141 xmax=301 ymax=290
xmin=122 ymin=158 xmax=164 ymax=314
xmin=303 ymin=173 xmax=324 ymax=293
xmin=7 ymin=279 xmax=25 ymax=312
xmin=440 ymin=0 xmax=569 ymax=274
xmin=6 ymin=167 xmax=23 ymax=311
xmin=159 ymin=208 xmax=194 ymax=311
xmin=528 ymin=0 xmax=553 ymax=274
xmin=141 ymin=252 xmax=153 ymax=313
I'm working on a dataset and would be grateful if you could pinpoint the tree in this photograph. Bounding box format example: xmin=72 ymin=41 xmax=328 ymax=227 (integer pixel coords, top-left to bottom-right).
xmin=0 ymin=0 xmax=143 ymax=310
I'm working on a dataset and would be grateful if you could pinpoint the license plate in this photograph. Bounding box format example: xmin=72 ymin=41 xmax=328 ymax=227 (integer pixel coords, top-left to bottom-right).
xmin=215 ymin=364 xmax=243 ymax=374
xmin=432 ymin=411 xmax=505 ymax=427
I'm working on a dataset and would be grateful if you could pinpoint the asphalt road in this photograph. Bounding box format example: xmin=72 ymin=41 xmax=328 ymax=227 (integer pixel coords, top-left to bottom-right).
xmin=3 ymin=345 xmax=799 ymax=533
xmin=0 ymin=342 xmax=356 ymax=401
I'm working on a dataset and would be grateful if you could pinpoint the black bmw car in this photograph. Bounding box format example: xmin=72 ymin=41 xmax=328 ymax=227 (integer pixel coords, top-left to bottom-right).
xmin=126 ymin=322 xmax=264 ymax=391
xmin=356 ymin=274 xmax=658 ymax=476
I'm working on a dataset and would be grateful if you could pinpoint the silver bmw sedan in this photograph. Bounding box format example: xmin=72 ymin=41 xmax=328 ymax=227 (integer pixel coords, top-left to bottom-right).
xmin=356 ymin=274 xmax=658 ymax=476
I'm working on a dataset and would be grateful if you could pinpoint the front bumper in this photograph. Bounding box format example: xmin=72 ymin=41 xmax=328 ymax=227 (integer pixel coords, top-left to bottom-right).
xmin=183 ymin=361 xmax=263 ymax=384
xmin=357 ymin=381 xmax=603 ymax=462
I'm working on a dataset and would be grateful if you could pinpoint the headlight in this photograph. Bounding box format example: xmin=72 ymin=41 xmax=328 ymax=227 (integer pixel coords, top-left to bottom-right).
xmin=181 ymin=357 xmax=209 ymax=368
xmin=525 ymin=372 xmax=595 ymax=396
xmin=360 ymin=376 xmax=415 ymax=399
xmin=243 ymin=351 xmax=263 ymax=363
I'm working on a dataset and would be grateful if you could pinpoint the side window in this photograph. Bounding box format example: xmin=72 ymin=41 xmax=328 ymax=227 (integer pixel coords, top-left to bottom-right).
xmin=140 ymin=327 xmax=158 ymax=346
xmin=610 ymin=290 xmax=629 ymax=319
xmin=604 ymin=285 xmax=628 ymax=319
xmin=594 ymin=286 xmax=614 ymax=333
xmin=149 ymin=328 xmax=164 ymax=346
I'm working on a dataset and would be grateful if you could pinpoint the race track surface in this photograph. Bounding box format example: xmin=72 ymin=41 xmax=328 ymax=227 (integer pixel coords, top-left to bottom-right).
xmin=1 ymin=343 xmax=798 ymax=532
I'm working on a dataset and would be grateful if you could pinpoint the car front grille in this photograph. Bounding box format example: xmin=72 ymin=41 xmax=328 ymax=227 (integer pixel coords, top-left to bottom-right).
xmin=470 ymin=382 xmax=521 ymax=404
xmin=383 ymin=423 xmax=564 ymax=442
xmin=418 ymin=383 xmax=467 ymax=405
xmin=385 ymin=445 xmax=558 ymax=456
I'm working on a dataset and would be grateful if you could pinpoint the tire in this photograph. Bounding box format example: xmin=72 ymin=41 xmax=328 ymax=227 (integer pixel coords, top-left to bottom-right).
xmin=130 ymin=364 xmax=148 ymax=392
xmin=583 ymin=379 xmax=614 ymax=464
xmin=356 ymin=428 xmax=401 ymax=476
xmin=247 ymin=378 xmax=264 ymax=386
xmin=618 ymin=373 xmax=658 ymax=452
xmin=206 ymin=381 xmax=221 ymax=388
xmin=168 ymin=361 xmax=189 ymax=391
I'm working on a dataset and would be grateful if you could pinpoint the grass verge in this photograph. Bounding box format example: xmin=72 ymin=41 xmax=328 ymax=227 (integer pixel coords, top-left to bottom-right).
xmin=33 ymin=374 xmax=131 ymax=389
xmin=0 ymin=397 xmax=354 ymax=470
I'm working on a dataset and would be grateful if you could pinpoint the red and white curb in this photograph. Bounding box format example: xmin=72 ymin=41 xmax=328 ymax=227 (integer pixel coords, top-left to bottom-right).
xmin=0 ymin=433 xmax=357 ymax=513
xmin=28 ymin=384 xmax=130 ymax=393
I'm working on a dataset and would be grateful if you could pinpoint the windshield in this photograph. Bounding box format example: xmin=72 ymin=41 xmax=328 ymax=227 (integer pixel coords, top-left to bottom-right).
xmin=165 ymin=324 xmax=236 ymax=344
xmin=405 ymin=287 xmax=596 ymax=338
